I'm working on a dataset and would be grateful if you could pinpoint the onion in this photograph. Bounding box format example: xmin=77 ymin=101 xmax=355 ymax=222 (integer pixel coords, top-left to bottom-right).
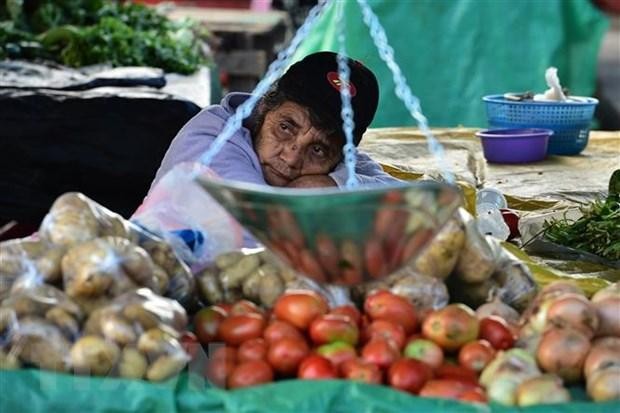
xmin=516 ymin=374 xmax=571 ymax=406
xmin=592 ymin=282 xmax=620 ymax=303
xmin=547 ymin=293 xmax=599 ymax=338
xmin=536 ymin=327 xmax=591 ymax=383
xmin=476 ymin=297 xmax=520 ymax=326
xmin=515 ymin=322 xmax=542 ymax=355
xmin=594 ymin=297 xmax=620 ymax=337
xmin=587 ymin=365 xmax=620 ymax=402
xmin=584 ymin=337 xmax=620 ymax=379
xmin=540 ymin=281 xmax=585 ymax=299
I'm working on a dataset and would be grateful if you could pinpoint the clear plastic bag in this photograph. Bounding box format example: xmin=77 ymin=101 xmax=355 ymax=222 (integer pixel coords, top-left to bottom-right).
xmin=411 ymin=215 xmax=465 ymax=280
xmin=132 ymin=162 xmax=245 ymax=272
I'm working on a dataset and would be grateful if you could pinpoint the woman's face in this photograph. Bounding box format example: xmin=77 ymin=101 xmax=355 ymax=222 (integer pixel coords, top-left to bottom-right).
xmin=254 ymin=101 xmax=343 ymax=187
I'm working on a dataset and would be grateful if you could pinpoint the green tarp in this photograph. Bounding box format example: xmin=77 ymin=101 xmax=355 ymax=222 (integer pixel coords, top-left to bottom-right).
xmin=293 ymin=0 xmax=609 ymax=128
xmin=1 ymin=369 xmax=619 ymax=413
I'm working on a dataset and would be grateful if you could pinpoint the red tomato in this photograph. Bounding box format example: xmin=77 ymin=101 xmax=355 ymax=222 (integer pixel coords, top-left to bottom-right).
xmin=340 ymin=358 xmax=382 ymax=384
xmin=479 ymin=316 xmax=515 ymax=350
xmin=364 ymin=290 xmax=417 ymax=334
xmin=329 ymin=305 xmax=362 ymax=327
xmin=297 ymin=354 xmax=338 ymax=379
xmin=339 ymin=240 xmax=363 ymax=285
xmin=193 ymin=306 xmax=226 ymax=345
xmin=315 ymin=341 xmax=357 ymax=368
xmin=387 ymin=358 xmax=433 ymax=394
xmin=361 ymin=338 xmax=400 ymax=370
xmin=364 ymin=238 xmax=386 ymax=279
xmin=422 ymin=304 xmax=479 ymax=351
xmin=459 ymin=388 xmax=488 ymax=403
xmin=230 ymin=300 xmax=265 ymax=317
xmin=309 ymin=314 xmax=359 ymax=346
xmin=403 ymin=338 xmax=444 ymax=369
xmin=263 ymin=320 xmax=304 ymax=343
xmin=366 ymin=320 xmax=406 ymax=350
xmin=458 ymin=340 xmax=496 ymax=372
xmin=267 ymin=337 xmax=310 ymax=376
xmin=227 ymin=360 xmax=274 ymax=389
xmin=315 ymin=233 xmax=341 ymax=279
xmin=204 ymin=357 xmax=236 ymax=388
xmin=435 ymin=363 xmax=479 ymax=385
xmin=401 ymin=228 xmax=433 ymax=263
xmin=299 ymin=249 xmax=328 ymax=283
xmin=237 ymin=338 xmax=268 ymax=363
xmin=419 ymin=379 xmax=480 ymax=400
xmin=273 ymin=290 xmax=328 ymax=330
xmin=209 ymin=346 xmax=237 ymax=363
xmin=212 ymin=303 xmax=232 ymax=317
xmin=179 ymin=331 xmax=200 ymax=361
xmin=218 ymin=313 xmax=266 ymax=346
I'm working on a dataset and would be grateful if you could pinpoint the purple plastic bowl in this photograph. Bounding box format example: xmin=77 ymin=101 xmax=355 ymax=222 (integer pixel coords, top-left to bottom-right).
xmin=476 ymin=128 xmax=553 ymax=164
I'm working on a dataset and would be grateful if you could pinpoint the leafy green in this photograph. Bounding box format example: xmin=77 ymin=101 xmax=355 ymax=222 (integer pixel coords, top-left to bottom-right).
xmin=1 ymin=0 xmax=209 ymax=74
xmin=543 ymin=171 xmax=620 ymax=261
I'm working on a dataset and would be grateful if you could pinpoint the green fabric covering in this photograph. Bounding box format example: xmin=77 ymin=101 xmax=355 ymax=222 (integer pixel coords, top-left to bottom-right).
xmin=2 ymin=369 xmax=619 ymax=413
xmin=293 ymin=0 xmax=609 ymax=128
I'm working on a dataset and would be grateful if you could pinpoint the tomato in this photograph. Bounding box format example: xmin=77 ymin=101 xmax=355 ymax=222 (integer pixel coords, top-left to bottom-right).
xmin=227 ymin=360 xmax=274 ymax=389
xmin=273 ymin=290 xmax=328 ymax=330
xmin=204 ymin=357 xmax=236 ymax=388
xmin=309 ymin=314 xmax=359 ymax=346
xmin=459 ymin=388 xmax=487 ymax=403
xmin=179 ymin=331 xmax=200 ymax=361
xmin=364 ymin=290 xmax=417 ymax=334
xmin=401 ymin=228 xmax=433 ymax=263
xmin=298 ymin=249 xmax=328 ymax=283
xmin=361 ymin=338 xmax=400 ymax=369
xmin=364 ymin=238 xmax=386 ymax=279
xmin=315 ymin=233 xmax=341 ymax=279
xmin=403 ymin=338 xmax=444 ymax=369
xmin=218 ymin=313 xmax=266 ymax=346
xmin=458 ymin=340 xmax=495 ymax=372
xmin=422 ymin=304 xmax=479 ymax=351
xmin=435 ymin=363 xmax=479 ymax=385
xmin=387 ymin=358 xmax=433 ymax=394
xmin=329 ymin=305 xmax=362 ymax=327
xmin=366 ymin=320 xmax=406 ymax=350
xmin=479 ymin=316 xmax=515 ymax=350
xmin=315 ymin=341 xmax=357 ymax=368
xmin=263 ymin=320 xmax=304 ymax=343
xmin=340 ymin=358 xmax=382 ymax=384
xmin=339 ymin=240 xmax=363 ymax=285
xmin=298 ymin=354 xmax=338 ymax=379
xmin=419 ymin=379 xmax=479 ymax=400
xmin=373 ymin=191 xmax=404 ymax=237
xmin=209 ymin=346 xmax=237 ymax=363
xmin=193 ymin=306 xmax=226 ymax=345
xmin=238 ymin=338 xmax=268 ymax=363
xmin=230 ymin=300 xmax=265 ymax=317
xmin=267 ymin=337 xmax=310 ymax=376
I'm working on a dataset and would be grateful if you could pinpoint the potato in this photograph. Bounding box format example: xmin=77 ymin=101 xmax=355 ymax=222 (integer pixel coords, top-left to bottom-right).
xmin=454 ymin=219 xmax=500 ymax=283
xmin=122 ymin=303 xmax=160 ymax=331
xmin=102 ymin=237 xmax=158 ymax=293
xmin=220 ymin=254 xmax=261 ymax=289
xmin=40 ymin=193 xmax=99 ymax=247
xmin=70 ymin=335 xmax=120 ymax=376
xmin=118 ymin=347 xmax=148 ymax=379
xmin=11 ymin=318 xmax=70 ymax=371
xmin=152 ymin=265 xmax=170 ymax=294
xmin=140 ymin=240 xmax=178 ymax=275
xmin=73 ymin=295 xmax=110 ymax=316
xmin=137 ymin=327 xmax=180 ymax=357
xmin=35 ymin=247 xmax=65 ymax=283
xmin=257 ymin=266 xmax=284 ymax=307
xmin=62 ymin=239 xmax=118 ymax=298
xmin=6 ymin=284 xmax=82 ymax=320
xmin=196 ymin=268 xmax=224 ymax=305
xmin=390 ymin=270 xmax=449 ymax=317
xmin=0 ymin=348 xmax=20 ymax=370
xmin=215 ymin=251 xmax=245 ymax=270
xmin=146 ymin=354 xmax=187 ymax=382
xmin=100 ymin=312 xmax=137 ymax=345
xmin=412 ymin=218 xmax=465 ymax=280
xmin=0 ymin=307 xmax=18 ymax=336
xmin=242 ymin=270 xmax=263 ymax=301
xmin=45 ymin=307 xmax=80 ymax=340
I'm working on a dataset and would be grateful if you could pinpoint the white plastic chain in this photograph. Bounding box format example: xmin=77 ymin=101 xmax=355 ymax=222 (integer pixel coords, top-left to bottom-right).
xmin=198 ymin=0 xmax=329 ymax=167
xmin=356 ymin=0 xmax=454 ymax=183
xmin=336 ymin=1 xmax=359 ymax=189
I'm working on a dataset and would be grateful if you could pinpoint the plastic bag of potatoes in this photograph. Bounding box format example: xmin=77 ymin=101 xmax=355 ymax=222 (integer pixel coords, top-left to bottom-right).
xmin=1 ymin=192 xmax=196 ymax=310
xmin=1 ymin=288 xmax=190 ymax=381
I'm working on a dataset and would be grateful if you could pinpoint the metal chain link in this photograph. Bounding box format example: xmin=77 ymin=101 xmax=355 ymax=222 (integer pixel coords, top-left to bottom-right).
xmin=336 ymin=1 xmax=359 ymax=189
xmin=199 ymin=0 xmax=329 ymax=167
xmin=356 ymin=0 xmax=454 ymax=183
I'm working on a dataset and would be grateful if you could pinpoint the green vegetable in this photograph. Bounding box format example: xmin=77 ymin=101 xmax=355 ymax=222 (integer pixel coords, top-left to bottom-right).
xmin=543 ymin=170 xmax=620 ymax=261
xmin=1 ymin=0 xmax=209 ymax=74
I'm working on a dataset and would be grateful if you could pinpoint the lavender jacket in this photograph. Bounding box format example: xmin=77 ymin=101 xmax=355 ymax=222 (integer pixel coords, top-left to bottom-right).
xmin=149 ymin=93 xmax=399 ymax=192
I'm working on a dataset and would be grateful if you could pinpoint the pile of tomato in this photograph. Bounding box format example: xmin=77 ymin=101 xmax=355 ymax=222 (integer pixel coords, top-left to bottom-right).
xmin=188 ymin=289 xmax=516 ymax=402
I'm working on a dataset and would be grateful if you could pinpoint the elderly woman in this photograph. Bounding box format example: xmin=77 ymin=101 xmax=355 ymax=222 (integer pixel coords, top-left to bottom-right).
xmin=149 ymin=51 xmax=399 ymax=191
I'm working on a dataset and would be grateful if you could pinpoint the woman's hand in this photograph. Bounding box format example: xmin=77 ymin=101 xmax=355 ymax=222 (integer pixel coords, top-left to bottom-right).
xmin=286 ymin=175 xmax=337 ymax=188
